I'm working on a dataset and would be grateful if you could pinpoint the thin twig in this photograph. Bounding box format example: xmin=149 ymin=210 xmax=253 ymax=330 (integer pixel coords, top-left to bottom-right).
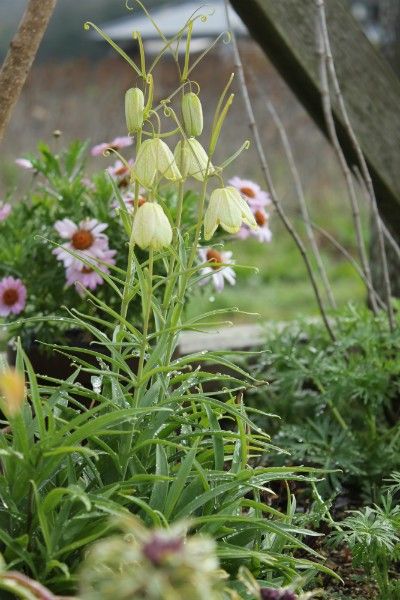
xmin=307 ymin=220 xmax=386 ymax=310
xmin=314 ymin=4 xmax=379 ymax=317
xmin=0 ymin=0 xmax=58 ymax=142
xmin=316 ymin=0 xmax=395 ymax=330
xmin=354 ymin=165 xmax=400 ymax=264
xmin=264 ymin=97 xmax=337 ymax=310
xmin=224 ymin=0 xmax=336 ymax=342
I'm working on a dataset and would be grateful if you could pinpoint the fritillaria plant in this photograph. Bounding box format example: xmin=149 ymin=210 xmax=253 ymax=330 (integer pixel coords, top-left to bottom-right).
xmin=82 ymin=3 xmax=266 ymax=406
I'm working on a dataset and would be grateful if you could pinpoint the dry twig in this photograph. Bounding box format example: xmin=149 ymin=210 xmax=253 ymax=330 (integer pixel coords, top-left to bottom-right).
xmin=315 ymin=0 xmax=395 ymax=330
xmin=224 ymin=0 xmax=336 ymax=342
xmin=264 ymin=98 xmax=337 ymax=310
xmin=307 ymin=220 xmax=386 ymax=310
xmin=314 ymin=3 xmax=378 ymax=316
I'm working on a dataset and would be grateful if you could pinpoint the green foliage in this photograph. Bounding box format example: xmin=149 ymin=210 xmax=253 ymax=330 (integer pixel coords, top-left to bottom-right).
xmin=0 ymin=312 xmax=332 ymax=594
xmin=0 ymin=141 xmax=202 ymax=348
xmin=248 ymin=306 xmax=400 ymax=498
xmin=329 ymin=481 xmax=400 ymax=599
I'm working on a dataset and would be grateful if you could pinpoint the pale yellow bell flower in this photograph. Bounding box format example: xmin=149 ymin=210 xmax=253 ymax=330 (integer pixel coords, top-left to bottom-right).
xmin=132 ymin=202 xmax=172 ymax=251
xmin=204 ymin=186 xmax=257 ymax=240
xmin=134 ymin=138 xmax=181 ymax=189
xmin=174 ymin=138 xmax=214 ymax=182
xmin=0 ymin=368 xmax=26 ymax=418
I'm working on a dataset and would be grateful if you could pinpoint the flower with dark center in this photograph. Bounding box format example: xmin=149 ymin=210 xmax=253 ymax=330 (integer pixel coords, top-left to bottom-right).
xmin=0 ymin=277 xmax=27 ymax=317
xmin=198 ymin=247 xmax=236 ymax=292
xmin=53 ymin=218 xmax=110 ymax=269
xmin=229 ymin=176 xmax=271 ymax=210
xmin=91 ymin=136 xmax=132 ymax=157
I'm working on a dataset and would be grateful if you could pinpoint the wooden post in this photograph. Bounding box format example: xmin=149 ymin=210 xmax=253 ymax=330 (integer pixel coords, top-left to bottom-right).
xmin=0 ymin=0 xmax=58 ymax=143
xmin=230 ymin=0 xmax=400 ymax=290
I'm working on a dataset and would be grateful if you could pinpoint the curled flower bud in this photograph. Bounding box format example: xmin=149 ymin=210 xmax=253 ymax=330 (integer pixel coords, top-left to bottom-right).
xmin=182 ymin=92 xmax=203 ymax=137
xmin=134 ymin=139 xmax=181 ymax=189
xmin=174 ymin=138 xmax=214 ymax=182
xmin=204 ymin=186 xmax=257 ymax=240
xmin=132 ymin=202 xmax=172 ymax=251
xmin=0 ymin=368 xmax=26 ymax=418
xmin=125 ymin=87 xmax=145 ymax=133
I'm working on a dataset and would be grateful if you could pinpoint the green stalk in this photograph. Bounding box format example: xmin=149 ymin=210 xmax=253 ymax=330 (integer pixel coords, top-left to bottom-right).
xmin=163 ymin=178 xmax=208 ymax=366
xmin=120 ymin=129 xmax=143 ymax=324
xmin=135 ymin=248 xmax=154 ymax=406
xmin=163 ymin=149 xmax=185 ymax=309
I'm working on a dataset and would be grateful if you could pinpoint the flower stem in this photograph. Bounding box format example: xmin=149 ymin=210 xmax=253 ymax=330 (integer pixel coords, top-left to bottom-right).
xmin=120 ymin=130 xmax=142 ymax=324
xmin=135 ymin=248 xmax=153 ymax=406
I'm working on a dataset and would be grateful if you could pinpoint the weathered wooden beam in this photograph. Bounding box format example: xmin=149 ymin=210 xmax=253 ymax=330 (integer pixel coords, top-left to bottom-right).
xmin=229 ymin=0 xmax=400 ymax=236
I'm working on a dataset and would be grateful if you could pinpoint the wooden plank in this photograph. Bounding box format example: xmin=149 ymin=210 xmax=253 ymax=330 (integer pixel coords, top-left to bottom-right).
xmin=179 ymin=323 xmax=265 ymax=354
xmin=229 ymin=0 xmax=400 ymax=235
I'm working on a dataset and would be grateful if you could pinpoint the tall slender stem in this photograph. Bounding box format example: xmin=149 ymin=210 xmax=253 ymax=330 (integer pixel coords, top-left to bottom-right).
xmin=163 ymin=165 xmax=185 ymax=309
xmin=135 ymin=249 xmax=154 ymax=406
xmin=120 ymin=130 xmax=143 ymax=324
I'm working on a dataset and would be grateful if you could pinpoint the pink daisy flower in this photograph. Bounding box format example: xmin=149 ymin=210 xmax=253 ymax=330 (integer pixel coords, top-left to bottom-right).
xmin=107 ymin=159 xmax=134 ymax=188
xmin=65 ymin=249 xmax=116 ymax=295
xmin=228 ymin=176 xmax=271 ymax=209
xmin=237 ymin=208 xmax=272 ymax=243
xmin=91 ymin=136 xmax=132 ymax=157
xmin=0 ymin=277 xmax=27 ymax=317
xmin=15 ymin=158 xmax=34 ymax=171
xmin=53 ymin=218 xmax=110 ymax=269
xmin=198 ymin=247 xmax=236 ymax=292
xmin=0 ymin=202 xmax=11 ymax=222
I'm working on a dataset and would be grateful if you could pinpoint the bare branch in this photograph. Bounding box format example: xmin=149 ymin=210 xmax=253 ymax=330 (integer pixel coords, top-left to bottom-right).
xmin=307 ymin=220 xmax=386 ymax=311
xmin=315 ymin=0 xmax=395 ymax=331
xmin=264 ymin=97 xmax=337 ymax=310
xmin=224 ymin=0 xmax=336 ymax=342
xmin=0 ymin=0 xmax=58 ymax=143
xmin=314 ymin=2 xmax=379 ymax=317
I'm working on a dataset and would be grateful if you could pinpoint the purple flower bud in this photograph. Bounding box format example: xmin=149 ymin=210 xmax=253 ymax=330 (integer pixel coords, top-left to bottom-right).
xmin=142 ymin=534 xmax=184 ymax=566
xmin=260 ymin=589 xmax=297 ymax=600
xmin=260 ymin=590 xmax=280 ymax=600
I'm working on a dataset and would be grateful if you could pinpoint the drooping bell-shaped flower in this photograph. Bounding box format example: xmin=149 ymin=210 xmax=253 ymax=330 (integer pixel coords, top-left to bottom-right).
xmin=181 ymin=92 xmax=204 ymax=137
xmin=174 ymin=138 xmax=214 ymax=182
xmin=125 ymin=87 xmax=145 ymax=133
xmin=204 ymin=186 xmax=257 ymax=240
xmin=134 ymin=138 xmax=181 ymax=189
xmin=132 ymin=202 xmax=172 ymax=251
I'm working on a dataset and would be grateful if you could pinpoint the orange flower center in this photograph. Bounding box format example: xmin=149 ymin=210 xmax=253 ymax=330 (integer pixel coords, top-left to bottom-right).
xmin=127 ymin=196 xmax=146 ymax=207
xmin=72 ymin=229 xmax=94 ymax=250
xmin=255 ymin=210 xmax=267 ymax=226
xmin=3 ymin=288 xmax=18 ymax=306
xmin=115 ymin=165 xmax=129 ymax=177
xmin=81 ymin=266 xmax=94 ymax=274
xmin=206 ymin=248 xmax=223 ymax=270
xmin=240 ymin=186 xmax=256 ymax=199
